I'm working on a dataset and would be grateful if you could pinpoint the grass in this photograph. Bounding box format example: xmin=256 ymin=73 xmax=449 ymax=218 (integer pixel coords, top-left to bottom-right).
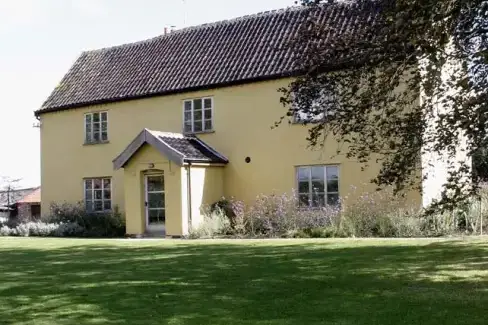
xmin=0 ymin=238 xmax=487 ymax=325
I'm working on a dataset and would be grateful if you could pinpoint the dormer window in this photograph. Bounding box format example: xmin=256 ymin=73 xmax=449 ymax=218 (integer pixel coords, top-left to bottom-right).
xmin=183 ymin=97 xmax=213 ymax=134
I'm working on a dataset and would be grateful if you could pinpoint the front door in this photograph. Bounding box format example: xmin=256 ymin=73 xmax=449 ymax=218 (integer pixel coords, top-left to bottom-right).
xmin=145 ymin=174 xmax=166 ymax=233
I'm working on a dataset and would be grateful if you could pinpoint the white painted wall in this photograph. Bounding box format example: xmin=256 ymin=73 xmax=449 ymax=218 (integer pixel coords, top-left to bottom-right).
xmin=420 ymin=42 xmax=471 ymax=207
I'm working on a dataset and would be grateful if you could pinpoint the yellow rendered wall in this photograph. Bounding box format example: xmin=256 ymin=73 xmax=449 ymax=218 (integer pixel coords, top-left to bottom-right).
xmin=122 ymin=145 xmax=184 ymax=236
xmin=188 ymin=166 xmax=225 ymax=230
xmin=40 ymin=78 xmax=422 ymax=224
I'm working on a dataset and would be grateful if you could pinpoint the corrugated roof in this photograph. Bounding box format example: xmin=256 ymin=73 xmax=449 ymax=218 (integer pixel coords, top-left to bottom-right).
xmin=37 ymin=3 xmax=377 ymax=115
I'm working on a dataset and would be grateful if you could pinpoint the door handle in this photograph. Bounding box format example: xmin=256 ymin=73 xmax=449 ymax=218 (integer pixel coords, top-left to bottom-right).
xmin=145 ymin=201 xmax=148 ymax=207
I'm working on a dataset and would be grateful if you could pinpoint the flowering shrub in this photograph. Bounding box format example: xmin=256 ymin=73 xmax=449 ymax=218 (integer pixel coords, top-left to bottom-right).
xmin=0 ymin=222 xmax=84 ymax=237
xmin=246 ymin=192 xmax=340 ymax=237
xmin=189 ymin=207 xmax=231 ymax=239
xmin=0 ymin=203 xmax=126 ymax=238
xmin=0 ymin=225 xmax=13 ymax=236
xmin=193 ymin=188 xmax=488 ymax=239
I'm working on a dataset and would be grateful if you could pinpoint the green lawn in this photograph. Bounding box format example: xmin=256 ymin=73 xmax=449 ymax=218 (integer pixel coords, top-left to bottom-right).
xmin=0 ymin=238 xmax=487 ymax=325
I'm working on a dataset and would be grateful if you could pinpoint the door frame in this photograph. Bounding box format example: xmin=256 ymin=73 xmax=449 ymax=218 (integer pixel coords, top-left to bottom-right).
xmin=144 ymin=173 xmax=165 ymax=231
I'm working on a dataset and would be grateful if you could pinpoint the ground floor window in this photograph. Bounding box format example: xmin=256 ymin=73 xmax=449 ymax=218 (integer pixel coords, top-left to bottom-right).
xmin=84 ymin=178 xmax=111 ymax=212
xmin=297 ymin=165 xmax=339 ymax=207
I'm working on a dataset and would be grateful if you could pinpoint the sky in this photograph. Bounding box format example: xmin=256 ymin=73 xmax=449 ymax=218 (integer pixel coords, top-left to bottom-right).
xmin=0 ymin=0 xmax=294 ymax=188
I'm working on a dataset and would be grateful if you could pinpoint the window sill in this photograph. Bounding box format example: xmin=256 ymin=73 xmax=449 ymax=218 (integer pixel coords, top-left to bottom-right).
xmin=83 ymin=141 xmax=110 ymax=146
xmin=86 ymin=210 xmax=112 ymax=214
xmin=183 ymin=130 xmax=215 ymax=136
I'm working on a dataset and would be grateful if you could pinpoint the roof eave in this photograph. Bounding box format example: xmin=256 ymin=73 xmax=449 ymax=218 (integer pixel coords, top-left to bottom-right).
xmin=183 ymin=159 xmax=229 ymax=165
xmin=35 ymin=72 xmax=298 ymax=116
xmin=113 ymin=129 xmax=186 ymax=170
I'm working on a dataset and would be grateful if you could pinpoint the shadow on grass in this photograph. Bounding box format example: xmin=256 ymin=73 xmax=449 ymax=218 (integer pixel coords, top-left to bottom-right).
xmin=0 ymin=239 xmax=487 ymax=325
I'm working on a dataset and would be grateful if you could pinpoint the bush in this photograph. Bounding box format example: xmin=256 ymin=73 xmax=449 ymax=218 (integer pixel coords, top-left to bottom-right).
xmin=245 ymin=192 xmax=340 ymax=237
xmin=189 ymin=188 xmax=488 ymax=239
xmin=45 ymin=202 xmax=125 ymax=238
xmin=0 ymin=225 xmax=13 ymax=236
xmin=189 ymin=206 xmax=231 ymax=239
xmin=0 ymin=203 xmax=126 ymax=238
xmin=0 ymin=221 xmax=84 ymax=237
xmin=209 ymin=198 xmax=246 ymax=234
xmin=54 ymin=222 xmax=85 ymax=237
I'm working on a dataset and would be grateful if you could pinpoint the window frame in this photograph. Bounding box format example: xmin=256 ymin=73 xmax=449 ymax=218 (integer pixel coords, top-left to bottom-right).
xmin=83 ymin=177 xmax=112 ymax=213
xmin=84 ymin=111 xmax=109 ymax=144
xmin=295 ymin=165 xmax=340 ymax=208
xmin=182 ymin=97 xmax=214 ymax=134
xmin=291 ymin=89 xmax=338 ymax=124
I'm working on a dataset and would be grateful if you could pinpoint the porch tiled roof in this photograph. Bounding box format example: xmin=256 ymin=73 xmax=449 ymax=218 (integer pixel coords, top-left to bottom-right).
xmin=113 ymin=129 xmax=228 ymax=169
xmin=37 ymin=3 xmax=377 ymax=115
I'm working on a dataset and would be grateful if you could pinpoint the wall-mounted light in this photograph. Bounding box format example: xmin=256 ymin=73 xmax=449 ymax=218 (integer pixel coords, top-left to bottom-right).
xmin=148 ymin=163 xmax=155 ymax=169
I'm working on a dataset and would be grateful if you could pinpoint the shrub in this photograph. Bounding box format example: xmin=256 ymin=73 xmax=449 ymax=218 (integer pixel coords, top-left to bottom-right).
xmin=189 ymin=207 xmax=231 ymax=239
xmin=45 ymin=202 xmax=125 ymax=238
xmin=244 ymin=192 xmax=340 ymax=237
xmin=0 ymin=222 xmax=85 ymax=237
xmin=15 ymin=223 xmax=30 ymax=237
xmin=54 ymin=222 xmax=85 ymax=237
xmin=210 ymin=198 xmax=246 ymax=234
xmin=0 ymin=226 xmax=12 ymax=236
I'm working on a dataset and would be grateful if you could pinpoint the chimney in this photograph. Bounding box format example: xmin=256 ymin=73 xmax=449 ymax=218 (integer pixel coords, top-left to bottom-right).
xmin=164 ymin=25 xmax=177 ymax=36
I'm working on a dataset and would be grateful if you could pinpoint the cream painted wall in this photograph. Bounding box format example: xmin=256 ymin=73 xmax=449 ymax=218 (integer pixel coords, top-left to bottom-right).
xmin=188 ymin=166 xmax=225 ymax=230
xmin=121 ymin=145 xmax=184 ymax=236
xmin=40 ymin=78 xmax=423 ymax=228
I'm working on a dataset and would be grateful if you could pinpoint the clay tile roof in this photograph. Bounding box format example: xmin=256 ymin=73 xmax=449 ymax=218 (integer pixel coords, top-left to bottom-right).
xmin=17 ymin=187 xmax=41 ymax=204
xmin=0 ymin=187 xmax=41 ymax=206
xmin=113 ymin=129 xmax=228 ymax=169
xmin=37 ymin=3 xmax=377 ymax=115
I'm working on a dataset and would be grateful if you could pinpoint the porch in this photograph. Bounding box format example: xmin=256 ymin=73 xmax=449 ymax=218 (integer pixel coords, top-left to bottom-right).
xmin=113 ymin=129 xmax=228 ymax=237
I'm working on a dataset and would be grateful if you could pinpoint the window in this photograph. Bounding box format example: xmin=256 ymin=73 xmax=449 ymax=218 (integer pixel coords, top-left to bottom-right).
xmin=293 ymin=89 xmax=337 ymax=124
xmin=183 ymin=97 xmax=213 ymax=133
xmin=297 ymin=165 xmax=339 ymax=207
xmin=85 ymin=112 xmax=108 ymax=144
xmin=84 ymin=178 xmax=111 ymax=212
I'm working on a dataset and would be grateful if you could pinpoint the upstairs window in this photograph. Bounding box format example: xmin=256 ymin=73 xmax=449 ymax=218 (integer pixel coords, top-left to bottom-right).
xmin=292 ymin=89 xmax=338 ymax=124
xmin=85 ymin=112 xmax=108 ymax=144
xmin=297 ymin=165 xmax=340 ymax=208
xmin=183 ymin=97 xmax=213 ymax=133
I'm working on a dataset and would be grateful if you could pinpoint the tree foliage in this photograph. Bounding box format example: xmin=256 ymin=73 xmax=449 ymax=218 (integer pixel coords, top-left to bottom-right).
xmin=280 ymin=0 xmax=488 ymax=211
xmin=0 ymin=177 xmax=21 ymax=208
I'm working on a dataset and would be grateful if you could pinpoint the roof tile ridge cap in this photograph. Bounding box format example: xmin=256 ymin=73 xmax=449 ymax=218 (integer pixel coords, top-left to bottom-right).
xmin=147 ymin=130 xmax=185 ymax=139
xmin=174 ymin=5 xmax=305 ymax=32
xmin=76 ymin=5 xmax=306 ymax=55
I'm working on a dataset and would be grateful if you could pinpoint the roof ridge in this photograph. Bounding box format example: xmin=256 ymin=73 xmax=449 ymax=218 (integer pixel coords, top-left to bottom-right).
xmin=38 ymin=1 xmax=372 ymax=113
xmin=0 ymin=186 xmax=39 ymax=194
xmin=147 ymin=129 xmax=185 ymax=139
xmin=82 ymin=5 xmax=305 ymax=54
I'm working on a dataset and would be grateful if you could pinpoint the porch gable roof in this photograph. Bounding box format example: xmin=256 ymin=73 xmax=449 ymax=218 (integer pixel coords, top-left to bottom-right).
xmin=113 ymin=129 xmax=228 ymax=169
